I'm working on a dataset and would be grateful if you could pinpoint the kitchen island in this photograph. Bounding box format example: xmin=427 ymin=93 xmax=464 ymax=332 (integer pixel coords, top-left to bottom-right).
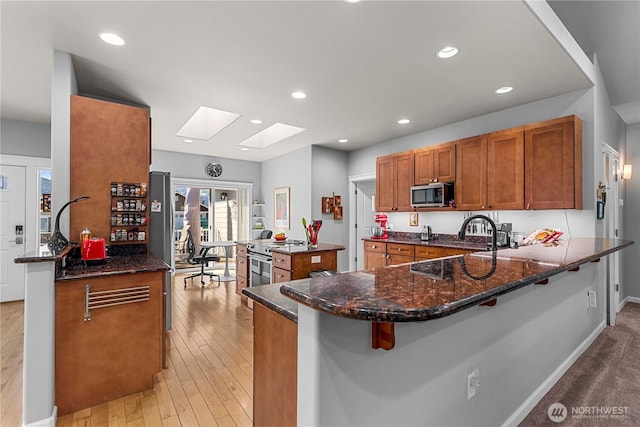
xmin=15 ymin=249 xmax=170 ymax=421
xmin=243 ymin=237 xmax=633 ymax=426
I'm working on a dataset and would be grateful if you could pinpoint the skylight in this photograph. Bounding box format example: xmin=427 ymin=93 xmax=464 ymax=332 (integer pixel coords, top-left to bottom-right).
xmin=176 ymin=106 xmax=240 ymax=140
xmin=238 ymin=123 xmax=306 ymax=149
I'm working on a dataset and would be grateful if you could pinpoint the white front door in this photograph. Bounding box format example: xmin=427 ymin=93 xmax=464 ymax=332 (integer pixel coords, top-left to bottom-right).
xmin=0 ymin=164 xmax=26 ymax=302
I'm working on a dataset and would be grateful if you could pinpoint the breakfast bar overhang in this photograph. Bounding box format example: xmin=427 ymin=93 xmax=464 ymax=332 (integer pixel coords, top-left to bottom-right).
xmin=244 ymin=237 xmax=633 ymax=426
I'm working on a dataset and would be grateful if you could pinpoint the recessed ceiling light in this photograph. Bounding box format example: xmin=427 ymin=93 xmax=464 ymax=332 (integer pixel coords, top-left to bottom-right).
xmin=338 ymin=139 xmax=349 ymax=143
xmin=240 ymin=147 xmax=250 ymax=151
xmin=291 ymin=91 xmax=307 ymax=99
xmin=345 ymin=0 xmax=361 ymax=3
xmin=99 ymin=32 xmax=125 ymax=46
xmin=437 ymin=46 xmax=459 ymax=59
xmin=398 ymin=119 xmax=411 ymax=125
xmin=250 ymin=119 xmax=263 ymax=125
xmin=495 ymin=86 xmax=513 ymax=94
xmin=183 ymin=139 xmax=194 ymax=143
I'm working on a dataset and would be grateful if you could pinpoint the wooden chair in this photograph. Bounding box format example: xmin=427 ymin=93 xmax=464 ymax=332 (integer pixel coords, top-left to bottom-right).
xmin=174 ymin=225 xmax=191 ymax=261
xmin=183 ymin=229 xmax=221 ymax=288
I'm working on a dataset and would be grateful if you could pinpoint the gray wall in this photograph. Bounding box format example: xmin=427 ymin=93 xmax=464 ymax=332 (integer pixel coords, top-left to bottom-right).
xmin=261 ymin=146 xmax=313 ymax=242
xmin=311 ymin=146 xmax=349 ymax=271
xmin=151 ymin=149 xmax=261 ymax=194
xmin=623 ymin=123 xmax=640 ymax=301
xmin=0 ymin=119 xmax=50 ymax=157
xmin=298 ymin=263 xmax=603 ymax=426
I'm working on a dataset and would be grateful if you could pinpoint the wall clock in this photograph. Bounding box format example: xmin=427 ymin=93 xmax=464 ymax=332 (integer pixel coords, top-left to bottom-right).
xmin=205 ymin=161 xmax=223 ymax=178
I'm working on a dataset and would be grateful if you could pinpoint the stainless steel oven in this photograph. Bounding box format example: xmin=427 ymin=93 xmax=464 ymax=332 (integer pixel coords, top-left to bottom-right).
xmin=249 ymin=252 xmax=272 ymax=287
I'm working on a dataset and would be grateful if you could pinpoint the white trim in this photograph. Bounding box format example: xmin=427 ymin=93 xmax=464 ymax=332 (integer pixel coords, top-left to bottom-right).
xmin=348 ymin=172 xmax=376 ymax=183
xmin=172 ymin=176 xmax=253 ymax=189
xmin=502 ymin=321 xmax=606 ymax=427
xmin=618 ymin=296 xmax=640 ymax=312
xmin=0 ymin=154 xmax=50 ymax=167
xmin=23 ymin=406 xmax=56 ymax=427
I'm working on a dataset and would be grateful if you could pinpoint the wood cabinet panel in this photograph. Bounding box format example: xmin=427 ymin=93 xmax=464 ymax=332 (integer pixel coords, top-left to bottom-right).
xmin=415 ymin=245 xmax=441 ymax=260
xmin=415 ymin=143 xmax=456 ymax=185
xmin=272 ymin=267 xmax=292 ymax=283
xmin=70 ymin=96 xmax=150 ymax=245
xmin=387 ymin=243 xmax=415 ymax=258
xmin=364 ymin=251 xmax=388 ymax=270
xmin=525 ymin=116 xmax=582 ymax=209
xmin=55 ymin=271 xmax=163 ymax=415
xmin=387 ymin=254 xmax=414 ymax=265
xmin=487 ymin=129 xmax=525 ymax=210
xmin=376 ymin=151 xmax=414 ymax=211
xmin=253 ymin=302 xmax=297 ymax=427
xmin=455 ymin=135 xmax=488 ymax=210
xmin=272 ymin=252 xmax=292 ymax=271
xmin=364 ymin=240 xmax=386 ymax=253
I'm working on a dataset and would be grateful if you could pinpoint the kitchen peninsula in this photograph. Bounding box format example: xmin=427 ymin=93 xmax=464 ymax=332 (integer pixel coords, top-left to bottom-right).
xmin=243 ymin=237 xmax=633 ymax=426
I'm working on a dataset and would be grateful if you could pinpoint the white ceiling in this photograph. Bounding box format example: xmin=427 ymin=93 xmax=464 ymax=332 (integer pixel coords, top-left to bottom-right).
xmin=1 ymin=1 xmax=636 ymax=163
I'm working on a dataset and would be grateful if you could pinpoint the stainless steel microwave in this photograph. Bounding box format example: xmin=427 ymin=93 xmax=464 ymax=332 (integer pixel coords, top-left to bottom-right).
xmin=411 ymin=182 xmax=454 ymax=207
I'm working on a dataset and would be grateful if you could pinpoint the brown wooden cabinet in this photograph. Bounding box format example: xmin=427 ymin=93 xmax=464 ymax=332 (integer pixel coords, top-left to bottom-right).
xmin=487 ymin=128 xmax=525 ymax=210
xmin=55 ymin=271 xmax=164 ymax=415
xmin=414 ymin=142 xmax=456 ymax=185
xmin=415 ymin=245 xmax=472 ymax=261
xmin=457 ymin=128 xmax=525 ymax=210
xmin=386 ymin=242 xmax=415 ymax=265
xmin=70 ymin=95 xmax=150 ymax=247
xmin=236 ymin=244 xmax=249 ymax=297
xmin=455 ymin=135 xmax=488 ymax=210
xmin=253 ymin=302 xmax=297 ymax=427
xmin=376 ymin=151 xmax=414 ymax=212
xmin=524 ymin=115 xmax=582 ymax=209
xmin=271 ymin=244 xmax=341 ymax=283
xmin=363 ymin=240 xmax=387 ymax=270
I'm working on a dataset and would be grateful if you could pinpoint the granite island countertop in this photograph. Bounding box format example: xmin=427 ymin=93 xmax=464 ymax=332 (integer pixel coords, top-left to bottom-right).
xmin=262 ymin=237 xmax=633 ymax=323
xmin=56 ymin=253 xmax=170 ymax=281
xmin=363 ymin=232 xmax=492 ymax=251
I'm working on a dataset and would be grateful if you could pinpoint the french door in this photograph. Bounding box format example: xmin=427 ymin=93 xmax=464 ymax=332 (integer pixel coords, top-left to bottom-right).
xmin=173 ymin=179 xmax=251 ymax=269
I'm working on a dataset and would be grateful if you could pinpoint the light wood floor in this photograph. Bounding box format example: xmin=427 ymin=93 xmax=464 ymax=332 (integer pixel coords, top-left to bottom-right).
xmin=0 ymin=271 xmax=254 ymax=427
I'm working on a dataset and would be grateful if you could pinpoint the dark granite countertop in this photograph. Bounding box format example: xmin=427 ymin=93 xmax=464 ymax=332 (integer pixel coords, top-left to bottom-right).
xmin=363 ymin=232 xmax=491 ymax=251
xmin=277 ymin=238 xmax=633 ymax=323
xmin=271 ymin=242 xmax=346 ymax=254
xmin=15 ymin=245 xmax=72 ymax=263
xmin=56 ymin=254 xmax=170 ymax=281
xmin=242 ymin=283 xmax=298 ymax=322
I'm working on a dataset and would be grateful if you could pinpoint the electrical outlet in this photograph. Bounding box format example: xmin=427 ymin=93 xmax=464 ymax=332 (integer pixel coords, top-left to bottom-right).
xmin=467 ymin=367 xmax=480 ymax=399
xmin=588 ymin=290 xmax=597 ymax=308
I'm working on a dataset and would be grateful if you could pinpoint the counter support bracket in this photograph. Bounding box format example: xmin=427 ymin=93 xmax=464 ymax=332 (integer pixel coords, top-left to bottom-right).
xmin=372 ymin=322 xmax=395 ymax=350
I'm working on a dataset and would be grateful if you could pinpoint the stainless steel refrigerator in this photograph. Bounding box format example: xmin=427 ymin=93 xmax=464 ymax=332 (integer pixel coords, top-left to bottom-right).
xmin=149 ymin=171 xmax=173 ymax=330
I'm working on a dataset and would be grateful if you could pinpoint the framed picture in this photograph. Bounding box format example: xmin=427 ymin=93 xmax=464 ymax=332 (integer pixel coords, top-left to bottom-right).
xmin=333 ymin=205 xmax=343 ymax=220
xmin=334 ymin=195 xmax=341 ymax=206
xmin=409 ymin=212 xmax=418 ymax=226
xmin=274 ymin=187 xmax=290 ymax=229
xmin=322 ymin=197 xmax=334 ymax=214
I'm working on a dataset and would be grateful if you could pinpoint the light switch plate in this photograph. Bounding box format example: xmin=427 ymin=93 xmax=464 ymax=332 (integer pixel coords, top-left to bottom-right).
xmin=311 ymin=255 xmax=321 ymax=263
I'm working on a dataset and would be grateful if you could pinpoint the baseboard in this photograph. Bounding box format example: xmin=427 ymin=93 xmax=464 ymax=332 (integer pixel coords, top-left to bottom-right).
xmin=502 ymin=321 xmax=606 ymax=427
xmin=618 ymin=296 xmax=640 ymax=312
xmin=23 ymin=405 xmax=57 ymax=427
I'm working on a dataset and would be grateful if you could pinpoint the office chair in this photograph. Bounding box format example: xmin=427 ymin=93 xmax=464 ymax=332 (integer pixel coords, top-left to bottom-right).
xmin=183 ymin=229 xmax=221 ymax=288
xmin=259 ymin=229 xmax=273 ymax=239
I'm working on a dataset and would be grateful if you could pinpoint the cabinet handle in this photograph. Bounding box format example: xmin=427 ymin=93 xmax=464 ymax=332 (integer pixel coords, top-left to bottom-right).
xmin=526 ymin=203 xmax=531 ymax=210
xmin=372 ymin=245 xmax=377 ymax=249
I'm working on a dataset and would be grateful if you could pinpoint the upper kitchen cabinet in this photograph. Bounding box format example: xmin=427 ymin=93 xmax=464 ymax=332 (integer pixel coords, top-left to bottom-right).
xmin=486 ymin=128 xmax=525 ymax=210
xmin=414 ymin=142 xmax=456 ymax=185
xmin=70 ymin=96 xmax=151 ymax=244
xmin=524 ymin=115 xmax=582 ymax=209
xmin=376 ymin=151 xmax=414 ymax=212
xmin=455 ymin=135 xmax=487 ymax=210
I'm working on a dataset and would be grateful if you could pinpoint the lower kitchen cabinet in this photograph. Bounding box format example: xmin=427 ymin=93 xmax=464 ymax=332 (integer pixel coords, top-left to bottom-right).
xmin=55 ymin=271 xmax=165 ymax=415
xmin=253 ymin=302 xmax=297 ymax=426
xmin=386 ymin=242 xmax=415 ymax=265
xmin=236 ymin=243 xmax=249 ymax=297
xmin=364 ymin=240 xmax=387 ymax=270
xmin=271 ymin=246 xmax=340 ymax=283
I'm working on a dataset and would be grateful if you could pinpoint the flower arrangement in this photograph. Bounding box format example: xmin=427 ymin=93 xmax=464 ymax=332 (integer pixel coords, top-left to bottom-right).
xmin=302 ymin=218 xmax=322 ymax=248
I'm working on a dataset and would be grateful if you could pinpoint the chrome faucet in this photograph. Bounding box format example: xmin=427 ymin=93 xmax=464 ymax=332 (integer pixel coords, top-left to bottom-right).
xmin=458 ymin=214 xmax=497 ymax=251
